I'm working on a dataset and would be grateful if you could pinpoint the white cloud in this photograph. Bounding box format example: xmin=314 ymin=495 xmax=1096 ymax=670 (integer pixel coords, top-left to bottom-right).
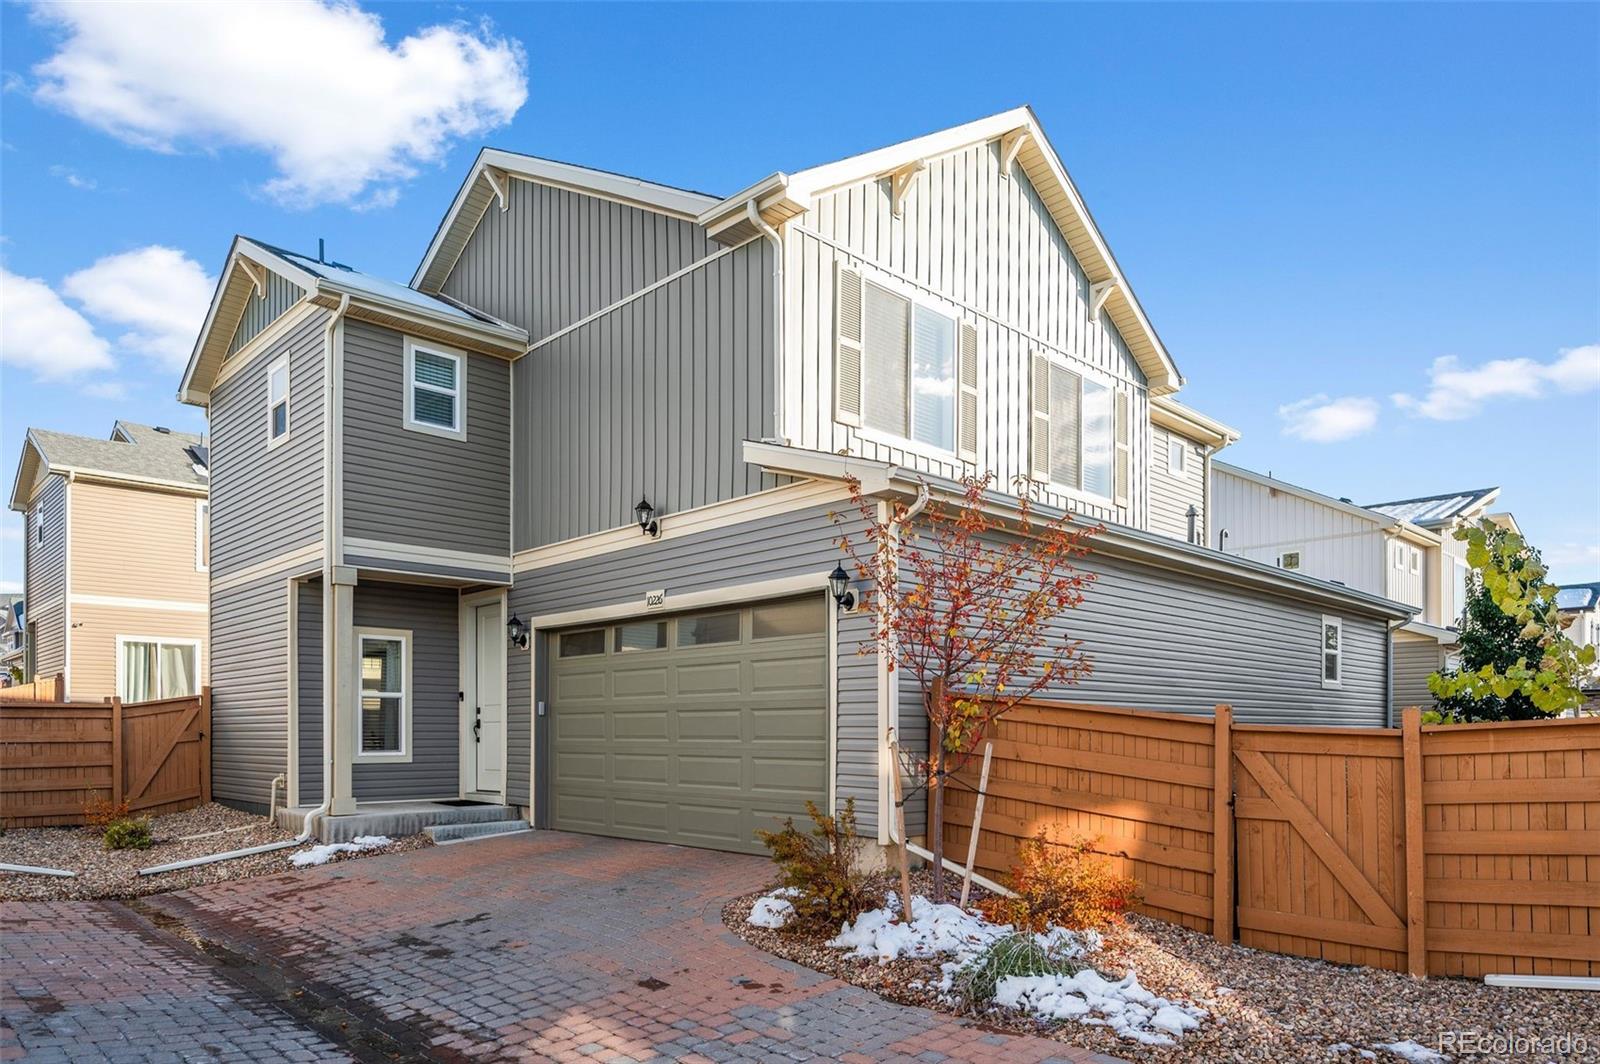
xmin=1278 ymin=394 xmax=1379 ymax=443
xmin=62 ymin=247 xmax=214 ymax=369
xmin=84 ymin=380 xmax=130 ymax=400
xmin=1392 ymin=344 xmax=1600 ymax=421
xmin=0 ymin=266 xmax=113 ymax=380
xmin=48 ymin=164 xmax=95 ymax=189
xmin=1545 ymin=541 xmax=1600 ymax=571
xmin=30 ymin=1 xmax=528 ymax=209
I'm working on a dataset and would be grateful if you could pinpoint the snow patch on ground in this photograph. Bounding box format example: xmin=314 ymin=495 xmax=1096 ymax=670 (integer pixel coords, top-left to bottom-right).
xmin=1376 ymin=1041 xmax=1448 ymax=1063
xmin=291 ymin=835 xmax=392 ymax=868
xmin=747 ymin=887 xmax=801 ymax=929
xmin=823 ymin=892 xmax=1204 ymax=1046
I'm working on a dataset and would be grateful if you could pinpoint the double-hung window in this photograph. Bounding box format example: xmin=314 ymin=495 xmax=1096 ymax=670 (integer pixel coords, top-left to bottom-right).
xmin=266 ymin=356 xmax=290 ymax=447
xmin=1031 ymin=356 xmax=1126 ymax=504
xmin=835 ymin=266 xmax=978 ymax=461
xmin=404 ymin=338 xmax=466 ymax=440
xmin=117 ymin=637 xmax=200 ymax=702
xmin=1320 ymin=616 xmax=1342 ymax=688
xmin=356 ymin=629 xmax=410 ymax=760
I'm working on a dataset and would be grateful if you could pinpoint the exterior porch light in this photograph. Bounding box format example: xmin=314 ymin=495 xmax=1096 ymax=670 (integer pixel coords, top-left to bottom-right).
xmin=828 ymin=565 xmax=856 ymax=611
xmin=507 ymin=613 xmax=530 ymax=650
xmin=634 ymin=495 xmax=660 ymax=538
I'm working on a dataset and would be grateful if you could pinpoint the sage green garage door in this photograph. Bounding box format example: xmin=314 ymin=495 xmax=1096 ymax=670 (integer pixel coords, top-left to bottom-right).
xmin=548 ymin=594 xmax=829 ymax=854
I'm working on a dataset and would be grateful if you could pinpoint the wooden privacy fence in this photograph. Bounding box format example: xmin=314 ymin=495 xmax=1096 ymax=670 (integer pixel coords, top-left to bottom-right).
xmin=0 ymin=673 xmax=64 ymax=703
xmin=0 ymin=689 xmax=211 ymax=827
xmin=942 ymin=699 xmax=1599 ymax=980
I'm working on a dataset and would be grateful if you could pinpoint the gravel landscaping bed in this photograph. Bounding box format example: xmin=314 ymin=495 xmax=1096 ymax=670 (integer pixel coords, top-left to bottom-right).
xmin=725 ymin=875 xmax=1600 ymax=1063
xmin=0 ymin=803 xmax=431 ymax=901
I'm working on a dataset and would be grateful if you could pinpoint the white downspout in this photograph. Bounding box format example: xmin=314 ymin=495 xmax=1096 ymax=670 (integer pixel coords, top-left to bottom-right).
xmin=746 ymin=200 xmax=785 ymax=445
xmin=141 ymin=295 xmax=352 ymax=877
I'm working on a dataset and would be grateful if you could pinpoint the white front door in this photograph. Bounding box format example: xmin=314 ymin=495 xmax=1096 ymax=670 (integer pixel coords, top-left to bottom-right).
xmin=471 ymin=602 xmax=505 ymax=795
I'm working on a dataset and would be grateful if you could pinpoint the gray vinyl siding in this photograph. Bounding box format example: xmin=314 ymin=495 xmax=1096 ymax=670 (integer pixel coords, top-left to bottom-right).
xmin=226 ymin=272 xmax=304 ymax=356
xmin=513 ymin=238 xmax=778 ymax=549
xmin=508 ymin=500 xmax=880 ymax=826
xmin=23 ymin=475 xmax=67 ymax=680
xmin=209 ymin=308 xmax=328 ymax=577
xmin=788 ymin=137 xmax=1149 ymax=529
xmin=296 ymin=578 xmax=322 ymax=804
xmin=341 ymin=320 xmax=510 ymax=558
xmin=1393 ymin=637 xmax=1444 ymax=716
xmin=441 ymin=177 xmax=713 ymax=341
xmin=1149 ymin=426 xmax=1205 ymax=543
xmin=295 ymin=580 xmax=461 ymax=803
xmin=211 ymin=567 xmax=295 ymax=810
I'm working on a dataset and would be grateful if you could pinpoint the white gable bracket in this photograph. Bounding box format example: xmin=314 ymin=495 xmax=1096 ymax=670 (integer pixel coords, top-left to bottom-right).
xmin=1000 ymin=128 xmax=1031 ymax=178
xmin=484 ymin=166 xmax=509 ymax=212
xmin=886 ymin=160 xmax=926 ymax=217
xmin=237 ymin=258 xmax=267 ymax=300
xmin=1089 ymin=279 xmax=1120 ymax=318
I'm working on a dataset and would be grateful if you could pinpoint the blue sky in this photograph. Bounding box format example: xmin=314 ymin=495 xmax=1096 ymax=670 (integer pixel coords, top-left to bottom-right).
xmin=2 ymin=1 xmax=1596 ymax=592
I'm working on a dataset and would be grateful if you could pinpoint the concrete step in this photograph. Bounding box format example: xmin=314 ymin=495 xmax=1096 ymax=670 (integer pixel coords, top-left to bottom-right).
xmin=426 ymin=819 xmax=533 ymax=844
xmin=277 ymin=801 xmax=521 ymax=842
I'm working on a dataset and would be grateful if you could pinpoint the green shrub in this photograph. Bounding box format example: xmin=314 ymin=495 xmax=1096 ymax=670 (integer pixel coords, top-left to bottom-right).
xmin=755 ymin=798 xmax=874 ymax=931
xmin=949 ymin=933 xmax=1083 ymax=1007
xmin=103 ymin=817 xmax=153 ymax=851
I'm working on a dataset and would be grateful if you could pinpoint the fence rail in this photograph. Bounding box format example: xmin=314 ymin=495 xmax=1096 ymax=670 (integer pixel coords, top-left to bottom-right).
xmin=0 ymin=673 xmax=64 ymax=703
xmin=0 ymin=689 xmax=211 ymax=827
xmin=942 ymin=698 xmax=1598 ymax=980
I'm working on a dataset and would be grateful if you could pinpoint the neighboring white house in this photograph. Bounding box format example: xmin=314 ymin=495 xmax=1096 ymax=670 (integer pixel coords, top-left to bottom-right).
xmin=1213 ymin=469 xmax=1520 ymax=719
xmin=1147 ymin=396 xmax=1239 ymax=547
xmin=1557 ymin=583 xmax=1600 ymax=689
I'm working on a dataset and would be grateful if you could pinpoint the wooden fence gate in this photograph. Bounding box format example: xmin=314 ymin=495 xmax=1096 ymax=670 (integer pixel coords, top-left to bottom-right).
xmin=0 ymin=690 xmax=211 ymax=827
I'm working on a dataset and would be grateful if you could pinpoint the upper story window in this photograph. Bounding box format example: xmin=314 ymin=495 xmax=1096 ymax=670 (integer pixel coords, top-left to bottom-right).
xmin=1321 ymin=616 xmax=1342 ymax=688
xmin=1408 ymin=546 xmax=1420 ymax=575
xmin=1167 ymin=437 xmax=1188 ymax=476
xmin=266 ymin=356 xmax=290 ymax=448
xmin=834 ymin=265 xmax=977 ymax=461
xmin=404 ymin=338 xmax=466 ymax=441
xmin=1030 ymin=356 xmax=1130 ymax=507
xmin=31 ymin=508 xmax=42 ymax=545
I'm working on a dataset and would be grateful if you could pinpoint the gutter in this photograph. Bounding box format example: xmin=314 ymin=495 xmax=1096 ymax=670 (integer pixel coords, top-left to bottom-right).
xmin=745 ymin=200 xmax=786 ymax=445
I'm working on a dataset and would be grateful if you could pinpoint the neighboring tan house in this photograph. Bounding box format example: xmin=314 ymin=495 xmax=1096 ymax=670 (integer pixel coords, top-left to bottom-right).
xmin=8 ymin=422 xmax=210 ymax=702
xmin=1212 ymin=469 xmax=1516 ymax=719
xmin=179 ymin=106 xmax=1411 ymax=852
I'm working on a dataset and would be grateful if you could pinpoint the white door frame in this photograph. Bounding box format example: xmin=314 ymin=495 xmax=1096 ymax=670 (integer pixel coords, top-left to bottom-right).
xmin=458 ymin=587 xmax=508 ymax=803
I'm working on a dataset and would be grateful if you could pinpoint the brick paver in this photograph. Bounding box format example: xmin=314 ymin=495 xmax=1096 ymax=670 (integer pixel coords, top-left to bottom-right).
xmin=3 ymin=831 xmax=1120 ymax=1062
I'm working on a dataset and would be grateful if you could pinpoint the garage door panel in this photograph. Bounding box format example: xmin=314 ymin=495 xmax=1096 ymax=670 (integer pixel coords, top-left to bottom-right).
xmin=550 ymin=594 xmax=829 ymax=855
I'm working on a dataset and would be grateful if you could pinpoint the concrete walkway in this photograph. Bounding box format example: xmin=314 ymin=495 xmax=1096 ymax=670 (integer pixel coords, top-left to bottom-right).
xmin=3 ymin=831 xmax=1120 ymax=1063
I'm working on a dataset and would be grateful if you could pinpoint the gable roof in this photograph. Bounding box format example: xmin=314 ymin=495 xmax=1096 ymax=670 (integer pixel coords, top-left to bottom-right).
xmin=1213 ymin=461 xmax=1441 ymax=545
xmin=695 ymin=106 xmax=1183 ymax=394
xmin=1557 ymin=583 xmax=1600 ymax=612
xmin=412 ymin=149 xmax=721 ymax=294
xmin=180 ymin=236 xmax=528 ymax=406
xmin=1366 ymin=487 xmax=1500 ymax=528
xmin=1150 ymin=396 xmax=1241 ymax=450
xmin=10 ymin=421 xmax=208 ymax=511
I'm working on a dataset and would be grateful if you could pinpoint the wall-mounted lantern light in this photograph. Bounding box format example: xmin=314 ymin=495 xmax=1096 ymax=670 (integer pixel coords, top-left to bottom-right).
xmin=634 ymin=495 xmax=660 ymax=538
xmin=828 ymin=564 xmax=856 ymax=611
xmin=507 ymin=613 xmax=530 ymax=650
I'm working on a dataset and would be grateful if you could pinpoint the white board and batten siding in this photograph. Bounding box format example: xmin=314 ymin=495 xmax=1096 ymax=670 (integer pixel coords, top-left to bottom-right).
xmin=1211 ymin=466 xmax=1386 ymax=595
xmin=785 ymin=137 xmax=1151 ymax=530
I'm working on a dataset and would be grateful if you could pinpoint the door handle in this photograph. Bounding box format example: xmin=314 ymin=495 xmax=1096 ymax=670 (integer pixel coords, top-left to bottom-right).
xmin=474 ymin=707 xmax=481 ymax=742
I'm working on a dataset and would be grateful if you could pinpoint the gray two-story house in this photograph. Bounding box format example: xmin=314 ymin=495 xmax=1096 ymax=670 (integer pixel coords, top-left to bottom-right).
xmin=180 ymin=107 xmax=1411 ymax=851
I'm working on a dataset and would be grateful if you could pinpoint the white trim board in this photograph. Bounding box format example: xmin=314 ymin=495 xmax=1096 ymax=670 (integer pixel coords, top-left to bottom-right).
xmin=70 ymin=594 xmax=206 ymax=614
xmin=211 ymin=543 xmax=324 ymax=595
xmin=345 ymin=537 xmax=512 ymax=573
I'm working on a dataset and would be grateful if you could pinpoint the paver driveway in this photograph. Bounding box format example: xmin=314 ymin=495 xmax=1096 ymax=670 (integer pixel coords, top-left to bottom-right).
xmin=2 ymin=830 xmax=1119 ymax=1063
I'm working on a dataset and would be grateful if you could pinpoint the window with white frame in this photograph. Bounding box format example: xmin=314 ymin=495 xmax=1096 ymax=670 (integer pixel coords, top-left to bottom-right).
xmin=1320 ymin=616 xmax=1342 ymax=687
xmin=31 ymin=508 xmax=42 ymax=544
xmin=1033 ymin=358 xmax=1120 ymax=501
xmin=117 ymin=637 xmax=200 ymax=701
xmin=404 ymin=339 xmax=465 ymax=440
xmin=267 ymin=356 xmax=290 ymax=446
xmin=1408 ymin=546 xmax=1420 ymax=575
xmin=1451 ymin=557 xmax=1471 ymax=622
xmin=1278 ymin=550 xmax=1302 ymax=571
xmin=1167 ymin=437 xmax=1187 ymax=476
xmin=194 ymin=501 xmax=209 ymax=573
xmin=861 ymin=283 xmax=956 ymax=451
xmin=357 ymin=630 xmax=410 ymax=758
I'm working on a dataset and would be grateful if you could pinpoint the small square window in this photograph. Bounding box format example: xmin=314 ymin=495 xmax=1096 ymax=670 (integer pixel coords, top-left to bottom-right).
xmin=615 ymin=620 xmax=666 ymax=653
xmin=558 ymin=629 xmax=606 ymax=657
xmin=1409 ymin=547 xmax=1420 ymax=575
xmin=677 ymin=610 xmax=740 ymax=647
xmin=404 ymin=339 xmax=465 ymax=440
xmin=1167 ymin=438 xmax=1187 ymax=475
xmin=1278 ymin=551 xmax=1302 ymax=571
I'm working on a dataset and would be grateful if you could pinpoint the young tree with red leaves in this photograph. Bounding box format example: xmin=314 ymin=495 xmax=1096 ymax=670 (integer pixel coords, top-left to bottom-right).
xmin=833 ymin=473 xmax=1099 ymax=904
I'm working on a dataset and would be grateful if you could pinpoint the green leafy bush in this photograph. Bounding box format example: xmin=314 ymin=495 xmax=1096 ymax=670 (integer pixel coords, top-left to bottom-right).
xmin=949 ymin=933 xmax=1083 ymax=1007
xmin=755 ymin=798 xmax=874 ymax=931
xmin=980 ymin=831 xmax=1140 ymax=933
xmin=103 ymin=817 xmax=153 ymax=851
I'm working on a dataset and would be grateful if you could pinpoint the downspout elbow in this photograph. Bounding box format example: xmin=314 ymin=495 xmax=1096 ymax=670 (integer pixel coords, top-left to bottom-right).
xmin=745 ymin=200 xmax=784 ymax=446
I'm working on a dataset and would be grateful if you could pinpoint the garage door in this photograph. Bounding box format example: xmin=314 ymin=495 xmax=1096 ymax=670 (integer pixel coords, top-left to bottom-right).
xmin=548 ymin=594 xmax=829 ymax=854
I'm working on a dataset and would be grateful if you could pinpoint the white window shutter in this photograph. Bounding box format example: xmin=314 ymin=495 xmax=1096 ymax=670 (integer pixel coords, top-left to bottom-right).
xmin=1113 ymin=390 xmax=1131 ymax=508
xmin=834 ymin=263 xmax=864 ymax=427
xmin=957 ymin=321 xmax=979 ymax=462
xmin=1030 ymin=353 xmax=1051 ymax=482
